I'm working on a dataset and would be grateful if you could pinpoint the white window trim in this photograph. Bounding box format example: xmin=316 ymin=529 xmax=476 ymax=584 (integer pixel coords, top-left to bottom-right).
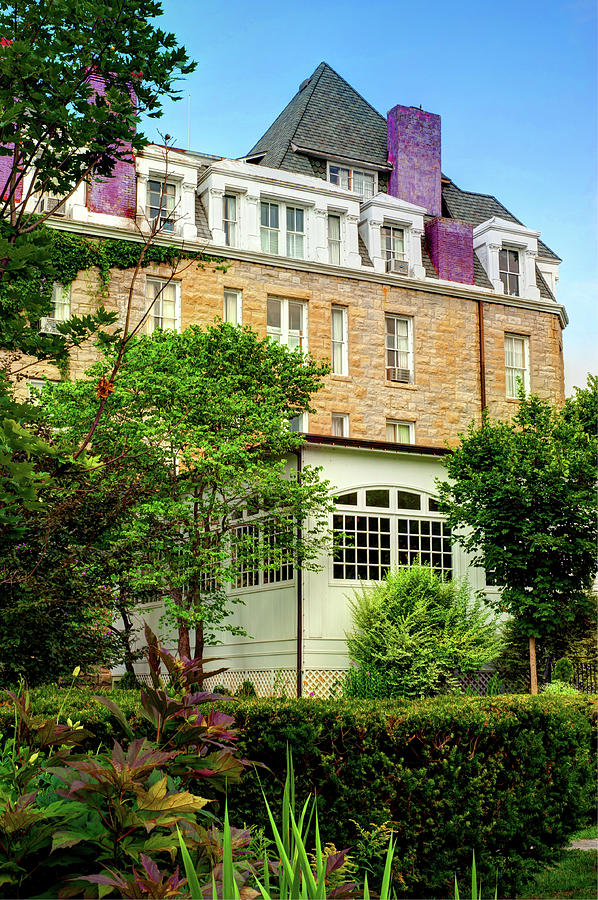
xmin=331 ymin=413 xmax=349 ymax=437
xmin=145 ymin=276 xmax=181 ymax=333
xmin=267 ymin=297 xmax=308 ymax=351
xmin=223 ymin=288 xmax=242 ymax=325
xmin=331 ymin=305 xmax=348 ymax=376
xmin=223 ymin=193 xmax=239 ymax=248
xmin=385 ymin=419 xmax=415 ymax=444
xmin=146 ymin=175 xmax=181 ymax=234
xmin=504 ymin=333 xmax=530 ymax=398
xmin=330 ymin=485 xmax=452 ymax=585
xmin=327 ymin=162 xmax=378 ymax=199
xmin=385 ymin=314 xmax=414 ymax=384
xmin=260 ymin=198 xmax=308 ymax=259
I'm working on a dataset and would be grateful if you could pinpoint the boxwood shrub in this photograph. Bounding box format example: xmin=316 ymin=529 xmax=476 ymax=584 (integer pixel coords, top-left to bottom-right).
xmin=0 ymin=688 xmax=594 ymax=898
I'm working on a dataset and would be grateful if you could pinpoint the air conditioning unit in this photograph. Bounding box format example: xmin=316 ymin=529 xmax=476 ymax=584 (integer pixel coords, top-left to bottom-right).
xmin=388 ymin=367 xmax=411 ymax=384
xmin=386 ymin=257 xmax=409 ymax=276
xmin=40 ymin=195 xmax=66 ymax=216
xmin=39 ymin=316 xmax=60 ymax=335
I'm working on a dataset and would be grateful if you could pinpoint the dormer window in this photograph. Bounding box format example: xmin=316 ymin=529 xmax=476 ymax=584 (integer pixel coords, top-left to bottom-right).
xmin=381 ymin=225 xmax=405 ymax=267
xmin=223 ymin=194 xmax=237 ymax=247
xmin=147 ymin=179 xmax=177 ymax=231
xmin=328 ymin=164 xmax=376 ymax=200
xmin=499 ymin=248 xmax=520 ymax=297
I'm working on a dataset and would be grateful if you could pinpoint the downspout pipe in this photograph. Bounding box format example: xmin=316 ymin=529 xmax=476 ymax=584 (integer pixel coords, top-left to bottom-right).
xmin=293 ymin=446 xmax=303 ymax=698
xmin=477 ymin=299 xmax=487 ymax=414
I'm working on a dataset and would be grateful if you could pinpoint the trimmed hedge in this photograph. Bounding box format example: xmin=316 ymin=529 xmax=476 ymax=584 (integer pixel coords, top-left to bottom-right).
xmin=1 ymin=689 xmax=595 ymax=898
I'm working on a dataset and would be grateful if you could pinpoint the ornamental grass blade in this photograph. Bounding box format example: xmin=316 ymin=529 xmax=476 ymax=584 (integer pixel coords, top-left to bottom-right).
xmin=454 ymin=874 xmax=460 ymax=900
xmin=471 ymin=851 xmax=477 ymax=900
xmin=289 ymin=808 xmax=318 ymax=898
xmin=222 ymin=802 xmax=241 ymax=900
xmin=363 ymin=872 xmax=370 ymax=900
xmin=261 ymin=785 xmax=298 ymax=893
xmin=380 ymin=834 xmax=395 ymax=900
xmin=314 ymin=804 xmax=326 ymax=894
xmin=176 ymin=825 xmax=202 ymax=900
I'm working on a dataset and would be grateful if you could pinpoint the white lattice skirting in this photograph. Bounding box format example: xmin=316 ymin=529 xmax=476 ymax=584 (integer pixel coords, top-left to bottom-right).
xmin=202 ymin=668 xmax=348 ymax=698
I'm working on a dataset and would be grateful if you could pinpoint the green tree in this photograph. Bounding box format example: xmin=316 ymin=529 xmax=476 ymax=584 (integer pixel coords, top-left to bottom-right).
xmin=345 ymin=564 xmax=500 ymax=699
xmin=45 ymin=322 xmax=333 ymax=668
xmin=0 ymin=0 xmax=195 ymax=541
xmin=436 ymin=380 xmax=597 ymax=693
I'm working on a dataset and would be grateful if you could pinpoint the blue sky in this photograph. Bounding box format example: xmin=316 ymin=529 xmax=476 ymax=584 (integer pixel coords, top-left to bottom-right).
xmin=147 ymin=0 xmax=597 ymax=395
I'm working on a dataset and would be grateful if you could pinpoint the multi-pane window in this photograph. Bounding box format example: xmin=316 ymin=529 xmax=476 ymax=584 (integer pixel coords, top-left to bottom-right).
xmin=146 ymin=278 xmax=179 ymax=333
xmin=397 ymin=518 xmax=452 ymax=575
xmin=381 ymin=226 xmax=405 ymax=261
xmin=286 ymin=207 xmax=304 ymax=258
xmin=223 ymin=289 xmax=242 ymax=325
xmin=385 ymin=315 xmax=413 ymax=383
xmin=332 ymin=487 xmax=452 ymax=581
xmin=328 ymin=214 xmax=341 ymax=265
xmin=328 ymin=165 xmax=375 ymax=199
xmin=288 ymin=412 xmax=305 ymax=432
xmin=504 ymin=333 xmax=529 ymax=398
xmin=260 ymin=201 xmax=279 ymax=254
xmin=233 ymin=522 xmax=293 ymax=590
xmin=331 ymin=305 xmax=348 ymax=375
xmin=223 ymin=194 xmax=237 ymax=247
xmin=267 ymin=297 xmax=306 ymax=350
xmin=147 ymin=179 xmax=176 ymax=231
xmin=52 ymin=282 xmax=70 ymax=321
xmin=331 ymin=413 xmax=349 ymax=437
xmin=499 ymin=248 xmax=520 ymax=296
xmin=386 ymin=420 xmax=414 ymax=443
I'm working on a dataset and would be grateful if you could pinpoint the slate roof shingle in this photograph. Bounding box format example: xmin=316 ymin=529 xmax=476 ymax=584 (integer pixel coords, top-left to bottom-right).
xmin=247 ymin=62 xmax=389 ymax=171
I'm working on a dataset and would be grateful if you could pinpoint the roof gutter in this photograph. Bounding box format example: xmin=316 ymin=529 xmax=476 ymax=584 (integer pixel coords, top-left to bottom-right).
xmin=302 ymin=433 xmax=449 ymax=456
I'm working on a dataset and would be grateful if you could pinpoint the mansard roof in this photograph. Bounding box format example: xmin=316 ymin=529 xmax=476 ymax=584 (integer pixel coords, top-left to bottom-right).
xmin=247 ymin=61 xmax=390 ymax=173
xmin=442 ymin=178 xmax=560 ymax=262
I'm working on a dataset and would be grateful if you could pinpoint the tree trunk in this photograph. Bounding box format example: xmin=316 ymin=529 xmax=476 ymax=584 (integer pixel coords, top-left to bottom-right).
xmin=529 ymin=635 xmax=538 ymax=694
xmin=194 ymin=622 xmax=205 ymax=686
xmin=178 ymin=624 xmax=191 ymax=658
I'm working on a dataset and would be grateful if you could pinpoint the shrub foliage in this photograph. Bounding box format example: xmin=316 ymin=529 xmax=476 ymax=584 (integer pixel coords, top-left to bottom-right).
xmin=345 ymin=565 xmax=500 ymax=698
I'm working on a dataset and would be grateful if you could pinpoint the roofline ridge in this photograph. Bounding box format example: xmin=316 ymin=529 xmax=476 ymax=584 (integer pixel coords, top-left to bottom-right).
xmin=315 ymin=60 xmax=387 ymax=126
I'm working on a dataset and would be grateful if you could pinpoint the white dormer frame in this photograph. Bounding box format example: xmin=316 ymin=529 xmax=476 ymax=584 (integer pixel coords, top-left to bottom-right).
xmin=136 ymin=146 xmax=198 ymax=241
xmin=473 ymin=217 xmax=541 ymax=301
xmin=198 ymin=159 xmax=363 ymax=268
xmin=359 ymin=194 xmax=426 ymax=279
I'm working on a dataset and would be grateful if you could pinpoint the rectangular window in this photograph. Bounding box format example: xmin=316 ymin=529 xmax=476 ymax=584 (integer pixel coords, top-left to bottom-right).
xmin=260 ymin=201 xmax=279 ymax=254
xmin=331 ymin=306 xmax=348 ymax=375
xmin=331 ymin=413 xmax=349 ymax=437
xmin=504 ymin=333 xmax=529 ymax=397
xmin=223 ymin=289 xmax=242 ymax=325
xmin=52 ymin=282 xmax=70 ymax=321
xmin=27 ymin=378 xmax=49 ymax=404
xmin=146 ymin=278 xmax=180 ymax=333
xmin=286 ymin=206 xmax=304 ymax=258
xmin=147 ymin=179 xmax=177 ymax=232
xmin=499 ymin=248 xmax=520 ymax=296
xmin=223 ymin=194 xmax=237 ymax=247
xmin=328 ymin=214 xmax=341 ymax=265
xmin=329 ymin=165 xmax=375 ymax=199
xmin=386 ymin=420 xmax=414 ymax=443
xmin=381 ymin=226 xmax=405 ymax=261
xmin=385 ymin=315 xmax=413 ymax=383
xmin=288 ymin=412 xmax=305 ymax=432
xmin=233 ymin=524 xmax=260 ymax=589
xmin=267 ymin=297 xmax=307 ymax=350
xmin=333 ymin=513 xmax=392 ymax=581
xmin=397 ymin=518 xmax=452 ymax=576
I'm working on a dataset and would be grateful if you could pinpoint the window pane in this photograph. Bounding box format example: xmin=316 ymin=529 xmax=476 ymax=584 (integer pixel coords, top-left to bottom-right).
xmin=332 ymin=307 xmax=344 ymax=341
xmin=328 ymin=214 xmax=340 ymax=241
xmin=288 ymin=301 xmax=303 ymax=332
xmin=267 ymin=298 xmax=281 ymax=329
xmin=335 ymin=491 xmax=357 ymax=505
xmin=398 ymin=490 xmax=421 ymax=510
xmin=365 ymin=489 xmax=389 ymax=508
xmin=224 ymin=290 xmax=239 ymax=324
xmin=508 ymin=249 xmax=520 ymax=273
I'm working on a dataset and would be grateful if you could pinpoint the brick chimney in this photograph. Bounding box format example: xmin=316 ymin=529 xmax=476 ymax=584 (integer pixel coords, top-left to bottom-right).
xmin=424 ymin=217 xmax=474 ymax=284
xmin=387 ymin=105 xmax=441 ymax=216
xmin=86 ymin=74 xmax=137 ymax=219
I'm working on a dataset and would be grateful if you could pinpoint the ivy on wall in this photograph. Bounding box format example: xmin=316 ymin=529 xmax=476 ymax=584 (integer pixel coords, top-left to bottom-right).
xmin=49 ymin=228 xmax=227 ymax=294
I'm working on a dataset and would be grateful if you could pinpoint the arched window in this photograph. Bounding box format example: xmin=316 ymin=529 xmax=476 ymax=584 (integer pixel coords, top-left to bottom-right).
xmin=332 ymin=487 xmax=452 ymax=582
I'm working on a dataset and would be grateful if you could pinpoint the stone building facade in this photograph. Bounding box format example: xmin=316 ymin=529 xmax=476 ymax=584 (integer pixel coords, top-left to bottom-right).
xmin=14 ymin=62 xmax=567 ymax=693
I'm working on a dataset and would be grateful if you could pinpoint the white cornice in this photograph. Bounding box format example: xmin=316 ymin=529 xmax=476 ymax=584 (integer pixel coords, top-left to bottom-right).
xmin=47 ymin=217 xmax=568 ymax=328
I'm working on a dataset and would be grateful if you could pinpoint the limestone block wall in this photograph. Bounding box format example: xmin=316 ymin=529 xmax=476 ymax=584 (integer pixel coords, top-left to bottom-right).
xmin=18 ymin=254 xmax=564 ymax=446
